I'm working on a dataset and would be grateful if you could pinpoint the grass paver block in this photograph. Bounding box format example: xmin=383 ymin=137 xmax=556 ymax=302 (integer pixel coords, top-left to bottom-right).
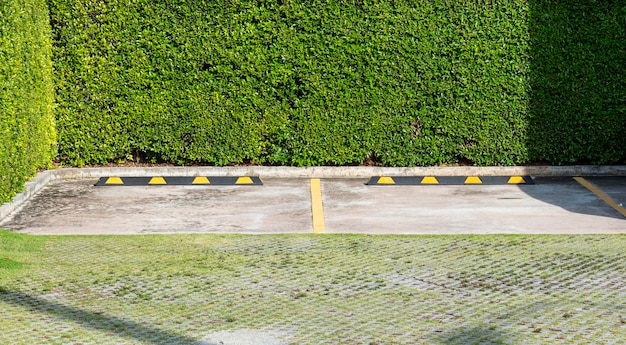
xmin=1 ymin=232 xmax=625 ymax=344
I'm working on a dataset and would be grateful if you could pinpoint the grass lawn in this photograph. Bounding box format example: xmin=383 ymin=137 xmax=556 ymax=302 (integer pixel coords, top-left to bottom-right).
xmin=1 ymin=230 xmax=625 ymax=344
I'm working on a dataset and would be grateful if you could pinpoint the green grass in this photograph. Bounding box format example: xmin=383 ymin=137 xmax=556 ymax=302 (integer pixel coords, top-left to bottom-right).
xmin=0 ymin=230 xmax=47 ymax=272
xmin=1 ymin=231 xmax=625 ymax=344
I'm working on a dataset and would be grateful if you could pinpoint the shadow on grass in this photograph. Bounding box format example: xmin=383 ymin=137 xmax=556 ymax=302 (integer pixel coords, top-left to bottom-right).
xmin=426 ymin=301 xmax=559 ymax=345
xmin=431 ymin=325 xmax=511 ymax=345
xmin=0 ymin=287 xmax=209 ymax=344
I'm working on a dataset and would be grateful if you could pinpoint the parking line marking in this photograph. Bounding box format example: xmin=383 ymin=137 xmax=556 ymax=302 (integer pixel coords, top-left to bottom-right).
xmin=574 ymin=177 xmax=626 ymax=218
xmin=310 ymin=179 xmax=326 ymax=233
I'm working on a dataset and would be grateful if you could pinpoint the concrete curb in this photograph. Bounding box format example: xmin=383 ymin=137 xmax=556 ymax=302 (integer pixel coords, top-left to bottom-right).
xmin=2 ymin=165 xmax=625 ymax=222
xmin=1 ymin=172 xmax=53 ymax=222
xmin=43 ymin=165 xmax=626 ymax=178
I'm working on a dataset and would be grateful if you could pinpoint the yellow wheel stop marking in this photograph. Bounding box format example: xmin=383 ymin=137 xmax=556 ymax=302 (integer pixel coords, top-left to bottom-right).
xmin=105 ymin=177 xmax=124 ymax=185
xmin=507 ymin=176 xmax=526 ymax=184
xmin=192 ymin=176 xmax=210 ymax=185
xmin=377 ymin=176 xmax=396 ymax=185
xmin=149 ymin=177 xmax=167 ymax=185
xmin=574 ymin=177 xmax=626 ymax=218
xmin=464 ymin=176 xmax=483 ymax=184
xmin=235 ymin=176 xmax=254 ymax=185
xmin=421 ymin=176 xmax=439 ymax=184
xmin=310 ymin=179 xmax=326 ymax=233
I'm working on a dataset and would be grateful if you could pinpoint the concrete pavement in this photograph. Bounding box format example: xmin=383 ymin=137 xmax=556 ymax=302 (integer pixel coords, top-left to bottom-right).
xmin=0 ymin=171 xmax=624 ymax=235
xmin=322 ymin=176 xmax=625 ymax=234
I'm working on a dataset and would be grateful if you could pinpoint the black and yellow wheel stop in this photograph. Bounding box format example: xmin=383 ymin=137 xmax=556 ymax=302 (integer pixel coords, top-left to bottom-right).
xmin=367 ymin=176 xmax=534 ymax=185
xmin=95 ymin=176 xmax=263 ymax=186
xmin=192 ymin=176 xmax=210 ymax=185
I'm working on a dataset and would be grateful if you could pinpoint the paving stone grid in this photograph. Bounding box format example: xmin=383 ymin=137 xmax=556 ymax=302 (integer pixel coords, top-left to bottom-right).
xmin=1 ymin=234 xmax=625 ymax=344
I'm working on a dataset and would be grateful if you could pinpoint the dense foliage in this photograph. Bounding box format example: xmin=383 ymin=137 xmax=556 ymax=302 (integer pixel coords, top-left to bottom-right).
xmin=3 ymin=0 xmax=623 ymax=177
xmin=49 ymin=0 xmax=535 ymax=166
xmin=0 ymin=0 xmax=56 ymax=202
xmin=528 ymin=1 xmax=626 ymax=164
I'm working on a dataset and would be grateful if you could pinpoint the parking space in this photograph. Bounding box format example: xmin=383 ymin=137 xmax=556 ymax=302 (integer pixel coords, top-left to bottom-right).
xmin=323 ymin=177 xmax=625 ymax=234
xmin=0 ymin=176 xmax=624 ymax=235
xmin=0 ymin=179 xmax=312 ymax=235
xmin=576 ymin=176 xmax=626 ymax=215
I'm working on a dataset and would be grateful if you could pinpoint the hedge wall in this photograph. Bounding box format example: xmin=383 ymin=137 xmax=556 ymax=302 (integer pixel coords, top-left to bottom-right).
xmin=528 ymin=1 xmax=626 ymax=164
xmin=49 ymin=0 xmax=625 ymax=167
xmin=0 ymin=0 xmax=56 ymax=202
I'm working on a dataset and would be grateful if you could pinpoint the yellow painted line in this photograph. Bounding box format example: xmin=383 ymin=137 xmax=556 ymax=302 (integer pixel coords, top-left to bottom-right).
xmin=310 ymin=179 xmax=326 ymax=233
xmin=377 ymin=176 xmax=396 ymax=184
xmin=464 ymin=176 xmax=482 ymax=184
xmin=507 ymin=176 xmax=526 ymax=184
xmin=421 ymin=176 xmax=439 ymax=184
xmin=192 ymin=176 xmax=210 ymax=185
xmin=105 ymin=177 xmax=124 ymax=185
xmin=149 ymin=177 xmax=167 ymax=185
xmin=235 ymin=176 xmax=254 ymax=185
xmin=574 ymin=177 xmax=626 ymax=218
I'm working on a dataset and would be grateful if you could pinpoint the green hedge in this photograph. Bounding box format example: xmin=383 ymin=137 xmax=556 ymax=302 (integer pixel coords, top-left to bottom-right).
xmin=0 ymin=0 xmax=56 ymax=202
xmin=49 ymin=0 xmax=625 ymax=167
xmin=528 ymin=1 xmax=626 ymax=164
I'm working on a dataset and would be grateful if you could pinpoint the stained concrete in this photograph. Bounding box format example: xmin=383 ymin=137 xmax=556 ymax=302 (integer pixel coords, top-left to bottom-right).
xmin=322 ymin=177 xmax=626 ymax=234
xmin=0 ymin=179 xmax=312 ymax=235
xmin=0 ymin=176 xmax=624 ymax=235
xmin=3 ymin=166 xmax=625 ymax=222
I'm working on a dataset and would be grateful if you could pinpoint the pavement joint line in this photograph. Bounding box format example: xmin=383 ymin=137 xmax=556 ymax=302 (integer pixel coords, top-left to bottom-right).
xmin=573 ymin=177 xmax=626 ymax=219
xmin=310 ymin=178 xmax=326 ymax=234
